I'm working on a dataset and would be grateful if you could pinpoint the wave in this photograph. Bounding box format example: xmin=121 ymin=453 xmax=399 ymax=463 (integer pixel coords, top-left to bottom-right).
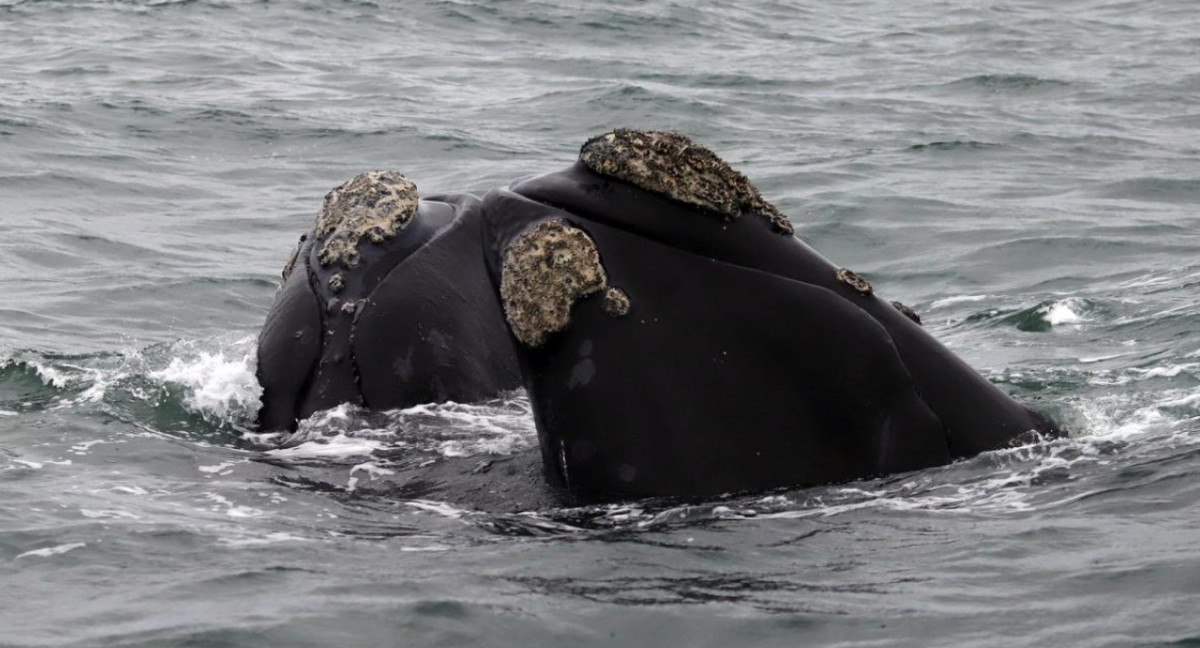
xmin=936 ymin=73 xmax=1073 ymax=94
xmin=907 ymin=140 xmax=1003 ymax=153
xmin=1089 ymin=177 xmax=1200 ymax=204
xmin=0 ymin=336 xmax=260 ymax=434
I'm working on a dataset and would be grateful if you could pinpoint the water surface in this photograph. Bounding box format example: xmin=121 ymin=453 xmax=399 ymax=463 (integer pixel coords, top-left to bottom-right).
xmin=2 ymin=1 xmax=1200 ymax=646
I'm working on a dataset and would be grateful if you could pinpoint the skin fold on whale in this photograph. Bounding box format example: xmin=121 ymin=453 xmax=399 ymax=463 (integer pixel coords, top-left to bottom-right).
xmin=256 ymin=171 xmax=521 ymax=433
xmin=481 ymin=128 xmax=1062 ymax=502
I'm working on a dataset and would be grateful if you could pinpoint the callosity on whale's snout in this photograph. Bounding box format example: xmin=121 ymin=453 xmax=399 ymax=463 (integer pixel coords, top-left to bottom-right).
xmin=256 ymin=171 xmax=520 ymax=432
xmin=481 ymin=129 xmax=1061 ymax=501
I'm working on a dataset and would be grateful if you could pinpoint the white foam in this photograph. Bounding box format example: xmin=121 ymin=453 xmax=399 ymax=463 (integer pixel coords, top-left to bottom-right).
xmin=73 ymin=372 xmax=112 ymax=404
xmin=752 ymin=454 xmax=1055 ymax=519
xmin=11 ymin=357 xmax=121 ymax=407
xmin=203 ymin=493 xmax=266 ymax=519
xmin=1078 ymin=352 xmax=1132 ymax=364
xmin=630 ymin=396 xmax=1198 ymax=524
xmin=1073 ymin=393 xmax=1185 ymax=440
xmin=69 ymin=440 xmax=106 ymax=455
xmin=198 ymin=460 xmax=241 ymax=475
xmin=259 ymin=396 xmax=536 ymax=463
xmin=1040 ymin=297 xmax=1087 ymax=327
xmin=80 ymin=508 xmax=143 ymax=520
xmin=15 ymin=458 xmax=74 ymax=468
xmin=1131 ymin=363 xmax=1200 ymax=379
xmin=2 ymin=336 xmax=261 ymax=421
xmin=17 ymin=543 xmax=86 ymax=559
xmin=109 ymin=485 xmax=149 ymax=496
xmin=262 ymin=405 xmax=390 ymax=460
xmin=267 ymin=433 xmax=388 ymax=460
xmin=241 ymin=430 xmax=288 ymax=446
xmin=27 ymin=361 xmax=73 ymax=389
xmin=387 ymin=398 xmax=536 ymax=457
xmin=437 ymin=435 xmax=528 ymax=457
xmin=218 ymin=532 xmax=310 ymax=547
xmin=305 ymin=403 xmax=355 ymax=426
xmin=930 ymin=294 xmax=989 ymax=308
xmin=755 ymin=389 xmax=1190 ymax=520
xmin=149 ymin=339 xmax=262 ymax=421
xmin=347 ymin=461 xmax=395 ymax=491
xmin=1157 ymin=392 xmax=1200 ymax=408
xmin=1121 ymin=272 xmax=1177 ymax=289
xmin=405 ymin=499 xmax=473 ymax=520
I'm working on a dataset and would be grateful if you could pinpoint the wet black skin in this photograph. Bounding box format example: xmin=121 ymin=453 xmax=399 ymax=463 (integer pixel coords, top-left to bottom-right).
xmin=256 ymin=193 xmax=521 ymax=432
xmin=480 ymin=162 xmax=1061 ymax=501
xmin=256 ymin=167 xmax=1059 ymax=505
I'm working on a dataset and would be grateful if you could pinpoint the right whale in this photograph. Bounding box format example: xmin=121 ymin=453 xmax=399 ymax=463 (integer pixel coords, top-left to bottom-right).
xmin=256 ymin=172 xmax=520 ymax=433
xmin=481 ymin=128 xmax=1062 ymax=501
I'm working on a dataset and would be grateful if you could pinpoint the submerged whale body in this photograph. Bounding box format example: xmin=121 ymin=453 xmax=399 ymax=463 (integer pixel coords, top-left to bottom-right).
xmin=255 ymin=131 xmax=1061 ymax=504
xmin=256 ymin=172 xmax=520 ymax=432
xmin=480 ymin=129 xmax=1061 ymax=501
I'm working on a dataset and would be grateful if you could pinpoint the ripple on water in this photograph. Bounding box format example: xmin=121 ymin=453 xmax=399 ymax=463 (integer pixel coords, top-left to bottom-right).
xmin=3 ymin=0 xmax=1200 ymax=644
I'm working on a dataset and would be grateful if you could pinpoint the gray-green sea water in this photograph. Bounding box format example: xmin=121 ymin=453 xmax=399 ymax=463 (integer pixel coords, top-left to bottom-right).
xmin=2 ymin=1 xmax=1200 ymax=645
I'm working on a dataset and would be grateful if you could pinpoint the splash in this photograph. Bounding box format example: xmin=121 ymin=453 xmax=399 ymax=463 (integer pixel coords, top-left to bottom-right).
xmin=1040 ymin=297 xmax=1088 ymax=327
xmin=0 ymin=354 xmax=120 ymax=406
xmin=1 ymin=335 xmax=264 ymax=431
xmin=255 ymin=396 xmax=537 ymax=463
xmin=148 ymin=337 xmax=262 ymax=423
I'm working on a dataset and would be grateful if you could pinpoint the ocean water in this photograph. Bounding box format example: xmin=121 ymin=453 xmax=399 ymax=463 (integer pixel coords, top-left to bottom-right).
xmin=2 ymin=0 xmax=1200 ymax=645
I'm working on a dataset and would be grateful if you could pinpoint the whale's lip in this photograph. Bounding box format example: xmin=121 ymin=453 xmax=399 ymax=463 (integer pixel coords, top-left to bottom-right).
xmin=578 ymin=128 xmax=794 ymax=235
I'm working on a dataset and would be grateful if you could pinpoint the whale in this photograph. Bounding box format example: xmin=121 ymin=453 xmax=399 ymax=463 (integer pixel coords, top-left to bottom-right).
xmin=256 ymin=171 xmax=520 ymax=432
xmin=254 ymin=135 xmax=1062 ymax=505
xmin=480 ymin=129 xmax=1062 ymax=501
